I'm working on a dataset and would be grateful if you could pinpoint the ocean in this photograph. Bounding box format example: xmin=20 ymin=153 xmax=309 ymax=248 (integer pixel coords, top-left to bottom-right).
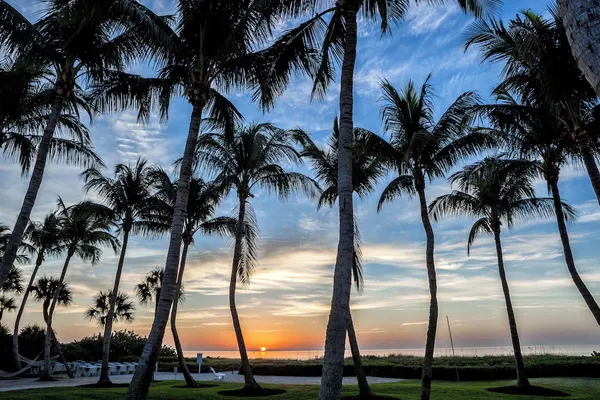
xmin=184 ymin=345 xmax=600 ymax=360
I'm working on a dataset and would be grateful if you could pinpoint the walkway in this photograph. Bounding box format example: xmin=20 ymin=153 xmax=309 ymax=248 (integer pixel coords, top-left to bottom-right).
xmin=0 ymin=372 xmax=402 ymax=392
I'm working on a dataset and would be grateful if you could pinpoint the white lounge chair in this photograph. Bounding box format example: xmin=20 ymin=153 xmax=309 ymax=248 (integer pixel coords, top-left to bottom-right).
xmin=122 ymin=362 xmax=137 ymax=373
xmin=74 ymin=362 xmax=100 ymax=377
xmin=51 ymin=362 xmax=66 ymax=374
xmin=210 ymin=367 xmax=226 ymax=382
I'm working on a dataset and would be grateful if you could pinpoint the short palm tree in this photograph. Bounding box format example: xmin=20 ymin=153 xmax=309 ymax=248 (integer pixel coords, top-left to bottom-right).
xmin=429 ymin=156 xmax=576 ymax=388
xmin=81 ymin=158 xmax=162 ymax=384
xmin=267 ymin=2 xmax=495 ymax=395
xmin=0 ymin=295 xmax=17 ymax=322
xmin=31 ymin=275 xmax=73 ymax=378
xmin=0 ymin=57 xmax=102 ymax=174
xmin=135 ymin=268 xmax=183 ymax=313
xmin=151 ymin=171 xmax=235 ymax=387
xmin=465 ymin=9 xmax=600 ymax=205
xmin=477 ymin=88 xmax=600 ymax=327
xmin=40 ymin=198 xmax=118 ymax=379
xmin=12 ymin=212 xmax=65 ymax=369
xmin=375 ymin=75 xmax=488 ymax=399
xmin=86 ymin=291 xmax=135 ymax=327
xmin=196 ymin=123 xmax=318 ymax=390
xmin=0 ymin=0 xmax=168 ymax=287
xmin=293 ymin=118 xmax=385 ymax=398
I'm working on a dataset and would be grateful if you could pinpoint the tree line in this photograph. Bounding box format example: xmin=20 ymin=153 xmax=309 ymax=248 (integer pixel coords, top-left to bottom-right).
xmin=1 ymin=1 xmax=600 ymax=400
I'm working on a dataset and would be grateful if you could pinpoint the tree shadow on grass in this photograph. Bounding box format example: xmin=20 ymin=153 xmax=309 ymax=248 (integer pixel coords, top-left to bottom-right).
xmin=172 ymin=383 xmax=219 ymax=389
xmin=486 ymin=385 xmax=570 ymax=397
xmin=218 ymin=387 xmax=286 ymax=397
xmin=342 ymin=396 xmax=401 ymax=399
xmin=78 ymin=383 xmax=130 ymax=388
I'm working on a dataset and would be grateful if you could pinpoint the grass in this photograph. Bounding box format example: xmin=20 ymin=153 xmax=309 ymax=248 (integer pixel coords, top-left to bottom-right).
xmin=4 ymin=378 xmax=600 ymax=399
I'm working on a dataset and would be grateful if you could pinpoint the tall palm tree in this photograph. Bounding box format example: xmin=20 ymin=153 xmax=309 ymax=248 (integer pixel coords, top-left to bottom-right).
xmin=429 ymin=156 xmax=575 ymax=388
xmin=0 ymin=0 xmax=168 ymax=287
xmin=557 ymin=1 xmax=600 ymax=97
xmin=85 ymin=291 xmax=135 ymax=327
xmin=465 ymin=9 xmax=600 ymax=205
xmin=477 ymin=89 xmax=600 ymax=327
xmin=40 ymin=198 xmax=118 ymax=380
xmin=0 ymin=295 xmax=17 ymax=322
xmin=151 ymin=171 xmax=235 ymax=387
xmin=0 ymin=57 xmax=102 ymax=175
xmin=196 ymin=123 xmax=318 ymax=390
xmin=268 ymin=3 xmax=495 ymax=396
xmin=375 ymin=76 xmax=487 ymax=400
xmin=81 ymin=158 xmax=161 ymax=385
xmin=293 ymin=118 xmax=385 ymax=398
xmin=12 ymin=212 xmax=65 ymax=369
xmin=31 ymin=275 xmax=73 ymax=378
xmin=92 ymin=3 xmax=301 ymax=395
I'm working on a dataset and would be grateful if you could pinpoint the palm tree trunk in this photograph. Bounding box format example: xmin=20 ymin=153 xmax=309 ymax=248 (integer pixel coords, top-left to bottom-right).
xmin=347 ymin=311 xmax=372 ymax=398
xmin=574 ymin=129 xmax=600 ymax=205
xmin=172 ymin=240 xmax=196 ymax=387
xmin=41 ymin=308 xmax=73 ymax=378
xmin=549 ymin=177 xmax=600 ymax=325
xmin=230 ymin=197 xmax=260 ymax=389
xmin=558 ymin=0 xmax=600 ymax=96
xmin=99 ymin=229 xmax=130 ymax=385
xmin=0 ymin=95 xmax=65 ymax=287
xmin=41 ymin=250 xmax=73 ymax=380
xmin=492 ymin=226 xmax=530 ymax=388
xmin=126 ymin=101 xmax=204 ymax=400
xmin=320 ymin=6 xmax=358 ymax=400
xmin=13 ymin=250 xmax=44 ymax=369
xmin=416 ymin=183 xmax=438 ymax=400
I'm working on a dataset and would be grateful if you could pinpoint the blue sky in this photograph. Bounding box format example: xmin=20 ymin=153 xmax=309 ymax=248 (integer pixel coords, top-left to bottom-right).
xmin=3 ymin=0 xmax=600 ymax=353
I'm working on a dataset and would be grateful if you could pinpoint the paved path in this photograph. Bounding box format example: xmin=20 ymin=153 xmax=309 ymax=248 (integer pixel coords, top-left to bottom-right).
xmin=0 ymin=372 xmax=402 ymax=392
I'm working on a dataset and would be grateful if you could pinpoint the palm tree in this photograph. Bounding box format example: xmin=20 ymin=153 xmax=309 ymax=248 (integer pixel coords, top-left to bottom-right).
xmin=31 ymin=275 xmax=73 ymax=378
xmin=267 ymin=2 xmax=495 ymax=396
xmin=151 ymin=170 xmax=235 ymax=387
xmin=0 ymin=57 xmax=102 ymax=175
xmin=465 ymin=9 xmax=600 ymax=205
xmin=375 ymin=76 xmax=487 ymax=400
xmin=86 ymin=291 xmax=135 ymax=327
xmin=293 ymin=118 xmax=385 ymax=398
xmin=429 ymin=156 xmax=575 ymax=388
xmin=81 ymin=158 xmax=161 ymax=385
xmin=476 ymin=89 xmax=600 ymax=327
xmin=12 ymin=212 xmax=65 ymax=369
xmin=40 ymin=198 xmax=118 ymax=380
xmin=0 ymin=0 xmax=168 ymax=287
xmin=196 ymin=123 xmax=318 ymax=390
xmin=0 ymin=295 xmax=17 ymax=322
xmin=135 ymin=268 xmax=184 ymax=313
xmin=557 ymin=1 xmax=600 ymax=97
xmin=92 ymin=3 xmax=300 ymax=394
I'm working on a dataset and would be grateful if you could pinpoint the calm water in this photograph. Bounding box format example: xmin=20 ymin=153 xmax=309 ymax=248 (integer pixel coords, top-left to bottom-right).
xmin=184 ymin=345 xmax=600 ymax=360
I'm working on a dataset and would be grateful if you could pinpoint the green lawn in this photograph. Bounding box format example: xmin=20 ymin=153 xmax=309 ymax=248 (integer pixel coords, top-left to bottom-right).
xmin=3 ymin=378 xmax=600 ymax=400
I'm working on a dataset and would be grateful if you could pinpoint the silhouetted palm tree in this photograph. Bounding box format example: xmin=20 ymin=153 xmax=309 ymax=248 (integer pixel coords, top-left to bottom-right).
xmin=0 ymin=295 xmax=17 ymax=322
xmin=151 ymin=171 xmax=234 ymax=387
xmin=135 ymin=268 xmax=184 ymax=313
xmin=31 ymin=275 xmax=73 ymax=378
xmin=86 ymin=291 xmax=135 ymax=327
xmin=40 ymin=198 xmax=118 ymax=379
xmin=293 ymin=118 xmax=385 ymax=398
xmin=12 ymin=212 xmax=65 ymax=369
xmin=196 ymin=122 xmax=318 ymax=389
xmin=82 ymin=158 xmax=162 ymax=384
xmin=92 ymin=2 xmax=299 ymax=394
xmin=268 ymin=2 xmax=495 ymax=395
xmin=0 ymin=0 xmax=166 ymax=288
xmin=430 ymin=156 xmax=576 ymax=388
xmin=0 ymin=57 xmax=102 ymax=174
xmin=465 ymin=9 xmax=600 ymax=205
xmin=375 ymin=75 xmax=488 ymax=399
xmin=476 ymin=88 xmax=600 ymax=328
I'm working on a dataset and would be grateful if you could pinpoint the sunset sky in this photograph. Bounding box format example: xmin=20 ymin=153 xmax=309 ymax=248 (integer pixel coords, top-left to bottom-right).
xmin=2 ymin=0 xmax=600 ymax=354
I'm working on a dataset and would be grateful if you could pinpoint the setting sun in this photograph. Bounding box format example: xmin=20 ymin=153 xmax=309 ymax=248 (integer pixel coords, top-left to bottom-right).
xmin=260 ymin=347 xmax=267 ymax=352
